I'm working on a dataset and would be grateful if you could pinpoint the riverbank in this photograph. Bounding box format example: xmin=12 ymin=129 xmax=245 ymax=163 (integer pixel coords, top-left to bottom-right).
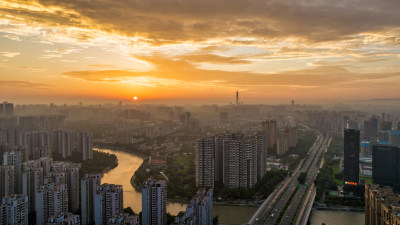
xmin=94 ymin=142 xmax=150 ymax=158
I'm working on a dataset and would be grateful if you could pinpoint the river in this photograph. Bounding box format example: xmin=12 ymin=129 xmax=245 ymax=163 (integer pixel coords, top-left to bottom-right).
xmin=97 ymin=148 xmax=258 ymax=224
xmin=96 ymin=148 xmax=186 ymax=214
xmin=309 ymin=210 xmax=365 ymax=225
xmin=97 ymin=148 xmax=366 ymax=225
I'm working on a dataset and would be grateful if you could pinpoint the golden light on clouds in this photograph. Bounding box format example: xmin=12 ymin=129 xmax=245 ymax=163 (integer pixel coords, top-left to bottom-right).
xmin=1 ymin=0 xmax=400 ymax=103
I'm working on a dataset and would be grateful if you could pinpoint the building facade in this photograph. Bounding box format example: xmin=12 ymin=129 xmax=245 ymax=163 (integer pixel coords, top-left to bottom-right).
xmin=142 ymin=179 xmax=167 ymax=225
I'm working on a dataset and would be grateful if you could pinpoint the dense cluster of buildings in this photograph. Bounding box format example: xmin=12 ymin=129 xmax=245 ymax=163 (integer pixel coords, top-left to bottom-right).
xmin=142 ymin=179 xmax=213 ymax=225
xmin=342 ymin=126 xmax=400 ymax=222
xmin=196 ymin=121 xmax=298 ymax=189
xmin=0 ymin=154 xmax=136 ymax=225
xmin=174 ymin=188 xmax=213 ymax=225
xmin=365 ymin=184 xmax=400 ymax=225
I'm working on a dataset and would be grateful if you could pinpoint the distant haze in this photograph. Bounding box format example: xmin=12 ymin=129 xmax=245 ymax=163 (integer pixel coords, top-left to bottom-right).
xmin=1 ymin=0 xmax=400 ymax=102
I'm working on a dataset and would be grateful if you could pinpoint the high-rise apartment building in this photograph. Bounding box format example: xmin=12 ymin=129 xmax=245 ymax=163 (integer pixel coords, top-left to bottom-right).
xmin=364 ymin=117 xmax=379 ymax=141
xmin=142 ymin=179 xmax=167 ymax=225
xmin=222 ymin=135 xmax=240 ymax=188
xmin=0 ymin=165 xmax=15 ymax=199
xmin=261 ymin=120 xmax=277 ymax=153
xmin=365 ymin=184 xmax=400 ymax=225
xmin=0 ymin=194 xmax=28 ymax=225
xmin=53 ymin=129 xmax=73 ymax=159
xmin=256 ymin=133 xmax=267 ymax=182
xmin=177 ymin=188 xmax=213 ymax=225
xmin=66 ymin=164 xmax=81 ymax=213
xmin=343 ymin=129 xmax=360 ymax=187
xmin=276 ymin=128 xmax=289 ymax=155
xmin=94 ymin=183 xmax=123 ymax=225
xmin=35 ymin=183 xmax=68 ymax=224
xmin=3 ymin=151 xmax=21 ymax=193
xmin=196 ymin=132 xmax=269 ymax=190
xmin=238 ymin=137 xmax=257 ymax=189
xmin=77 ymin=132 xmax=93 ymax=161
xmin=22 ymin=163 xmax=44 ymax=212
xmin=35 ymin=183 xmax=69 ymax=225
xmin=196 ymin=137 xmax=215 ymax=188
xmin=0 ymin=102 xmax=13 ymax=117
xmin=81 ymin=173 xmax=101 ymax=225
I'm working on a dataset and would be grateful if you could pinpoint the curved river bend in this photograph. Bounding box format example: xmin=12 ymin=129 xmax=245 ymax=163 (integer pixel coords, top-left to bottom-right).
xmin=96 ymin=148 xmax=257 ymax=224
xmin=96 ymin=148 xmax=186 ymax=214
xmin=97 ymin=148 xmax=364 ymax=225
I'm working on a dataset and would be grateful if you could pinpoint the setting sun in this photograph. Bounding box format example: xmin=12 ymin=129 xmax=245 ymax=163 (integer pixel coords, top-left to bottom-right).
xmin=133 ymin=96 xmax=138 ymax=100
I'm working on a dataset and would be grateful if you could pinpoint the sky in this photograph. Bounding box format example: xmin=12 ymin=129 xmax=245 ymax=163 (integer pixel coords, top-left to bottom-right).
xmin=1 ymin=0 xmax=400 ymax=104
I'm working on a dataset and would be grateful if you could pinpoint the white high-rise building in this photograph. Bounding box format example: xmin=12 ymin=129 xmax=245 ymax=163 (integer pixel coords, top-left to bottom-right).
xmin=0 ymin=194 xmax=28 ymax=225
xmin=3 ymin=151 xmax=22 ymax=193
xmin=142 ymin=179 xmax=167 ymax=225
xmin=184 ymin=188 xmax=213 ymax=225
xmin=35 ymin=183 xmax=69 ymax=225
xmin=66 ymin=164 xmax=81 ymax=213
xmin=77 ymin=132 xmax=93 ymax=161
xmin=196 ymin=133 xmax=267 ymax=190
xmin=53 ymin=129 xmax=73 ymax=159
xmin=22 ymin=164 xmax=43 ymax=213
xmin=196 ymin=137 xmax=215 ymax=188
xmin=94 ymin=183 xmax=123 ymax=225
xmin=81 ymin=174 xmax=101 ymax=225
xmin=0 ymin=165 xmax=15 ymax=199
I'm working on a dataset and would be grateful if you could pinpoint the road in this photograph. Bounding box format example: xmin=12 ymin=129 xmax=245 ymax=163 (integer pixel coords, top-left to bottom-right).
xmin=249 ymin=131 xmax=330 ymax=225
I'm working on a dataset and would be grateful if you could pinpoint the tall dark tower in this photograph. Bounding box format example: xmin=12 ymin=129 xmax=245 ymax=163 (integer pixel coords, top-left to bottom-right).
xmin=236 ymin=91 xmax=239 ymax=106
xmin=343 ymin=129 xmax=360 ymax=186
xmin=372 ymin=144 xmax=400 ymax=191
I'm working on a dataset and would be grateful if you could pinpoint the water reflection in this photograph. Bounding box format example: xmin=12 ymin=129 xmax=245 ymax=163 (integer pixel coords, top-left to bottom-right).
xmin=96 ymin=148 xmax=186 ymax=214
xmin=213 ymin=205 xmax=257 ymax=225
xmin=309 ymin=210 xmax=365 ymax=225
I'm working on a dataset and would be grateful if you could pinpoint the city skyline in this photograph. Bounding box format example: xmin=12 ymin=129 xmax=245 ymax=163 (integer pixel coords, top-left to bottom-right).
xmin=1 ymin=0 xmax=400 ymax=104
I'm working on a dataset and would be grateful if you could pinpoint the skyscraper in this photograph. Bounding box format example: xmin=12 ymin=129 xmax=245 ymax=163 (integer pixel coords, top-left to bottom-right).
xmin=35 ymin=183 xmax=69 ymax=225
xmin=256 ymin=133 xmax=267 ymax=182
xmin=364 ymin=117 xmax=379 ymax=141
xmin=372 ymin=144 xmax=400 ymax=191
xmin=65 ymin=164 xmax=81 ymax=213
xmin=53 ymin=129 xmax=73 ymax=159
xmin=94 ymin=183 xmax=123 ymax=225
xmin=236 ymin=91 xmax=239 ymax=106
xmin=196 ymin=137 xmax=215 ymax=188
xmin=222 ymin=135 xmax=240 ymax=188
xmin=261 ymin=120 xmax=277 ymax=153
xmin=0 ymin=194 xmax=28 ymax=225
xmin=77 ymin=132 xmax=93 ymax=161
xmin=81 ymin=173 xmax=101 ymax=225
xmin=183 ymin=188 xmax=213 ymax=225
xmin=22 ymin=164 xmax=43 ymax=213
xmin=0 ymin=165 xmax=15 ymax=199
xmin=343 ymin=129 xmax=360 ymax=186
xmin=238 ymin=137 xmax=257 ymax=189
xmin=142 ymin=179 xmax=167 ymax=225
xmin=3 ymin=151 xmax=21 ymax=193
xmin=0 ymin=102 xmax=13 ymax=117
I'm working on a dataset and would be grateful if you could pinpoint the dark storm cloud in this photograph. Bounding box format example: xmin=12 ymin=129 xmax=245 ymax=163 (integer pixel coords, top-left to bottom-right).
xmin=30 ymin=0 xmax=400 ymax=43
